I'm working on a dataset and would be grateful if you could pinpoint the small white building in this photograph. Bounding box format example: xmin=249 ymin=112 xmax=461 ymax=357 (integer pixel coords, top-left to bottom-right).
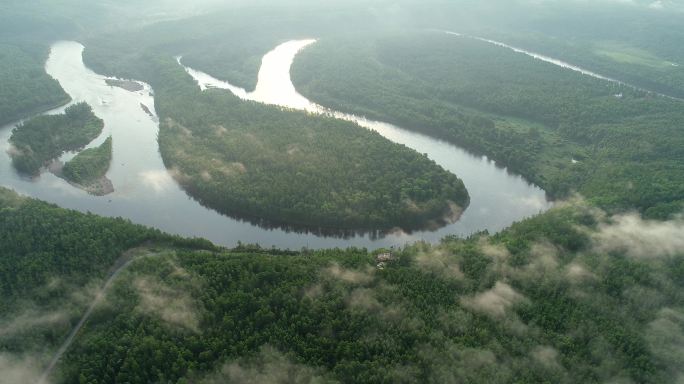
xmin=376 ymin=253 xmax=393 ymax=263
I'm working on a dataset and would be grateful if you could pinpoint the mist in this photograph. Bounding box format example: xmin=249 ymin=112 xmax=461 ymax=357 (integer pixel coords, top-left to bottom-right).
xmin=1 ymin=0 xmax=683 ymax=383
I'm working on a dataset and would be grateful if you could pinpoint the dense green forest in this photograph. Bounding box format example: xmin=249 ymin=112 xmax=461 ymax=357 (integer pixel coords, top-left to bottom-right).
xmin=158 ymin=92 xmax=469 ymax=230
xmin=1 ymin=2 xmax=684 ymax=383
xmin=62 ymin=136 xmax=113 ymax=195
xmin=9 ymin=103 xmax=104 ymax=175
xmin=159 ymin=76 xmax=469 ymax=230
xmin=0 ymin=0 xmax=124 ymax=127
xmin=0 ymin=186 xmax=215 ymax=382
xmin=1 ymin=187 xmax=682 ymax=383
xmin=292 ymin=32 xmax=684 ymax=219
xmin=62 ymin=136 xmax=112 ymax=185
xmin=461 ymin=2 xmax=684 ymax=99
xmin=0 ymin=43 xmax=70 ymax=127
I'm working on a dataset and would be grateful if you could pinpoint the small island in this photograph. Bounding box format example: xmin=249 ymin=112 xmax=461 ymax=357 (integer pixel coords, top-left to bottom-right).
xmin=61 ymin=137 xmax=114 ymax=196
xmin=9 ymin=103 xmax=104 ymax=175
xmin=105 ymin=78 xmax=144 ymax=92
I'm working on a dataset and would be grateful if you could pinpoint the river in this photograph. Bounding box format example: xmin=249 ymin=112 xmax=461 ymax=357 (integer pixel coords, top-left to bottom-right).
xmin=0 ymin=40 xmax=551 ymax=249
xmin=443 ymin=31 xmax=681 ymax=100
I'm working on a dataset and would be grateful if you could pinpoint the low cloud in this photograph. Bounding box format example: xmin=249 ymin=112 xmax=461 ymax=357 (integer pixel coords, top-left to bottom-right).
xmin=531 ymin=346 xmax=561 ymax=369
xmin=564 ymin=262 xmax=596 ymax=283
xmin=645 ymin=308 xmax=684 ymax=380
xmin=593 ymin=213 xmax=684 ymax=258
xmin=324 ymin=263 xmax=374 ymax=285
xmin=199 ymin=346 xmax=336 ymax=384
xmin=0 ymin=310 xmax=68 ymax=338
xmin=346 ymin=287 xmax=382 ymax=312
xmin=414 ymin=247 xmax=465 ymax=280
xmin=0 ymin=353 xmax=46 ymax=384
xmin=134 ymin=277 xmax=200 ymax=332
xmin=461 ymin=282 xmax=527 ymax=318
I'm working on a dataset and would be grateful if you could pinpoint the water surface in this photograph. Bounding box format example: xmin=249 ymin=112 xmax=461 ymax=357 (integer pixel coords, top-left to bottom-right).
xmin=0 ymin=40 xmax=551 ymax=249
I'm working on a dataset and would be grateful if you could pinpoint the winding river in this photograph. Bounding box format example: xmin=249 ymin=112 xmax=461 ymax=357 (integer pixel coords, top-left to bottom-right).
xmin=444 ymin=31 xmax=680 ymax=100
xmin=0 ymin=40 xmax=551 ymax=249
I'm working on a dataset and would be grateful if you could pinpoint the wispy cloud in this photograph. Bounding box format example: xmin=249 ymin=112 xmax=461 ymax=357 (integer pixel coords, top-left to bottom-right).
xmin=199 ymin=346 xmax=336 ymax=384
xmin=593 ymin=213 xmax=684 ymax=258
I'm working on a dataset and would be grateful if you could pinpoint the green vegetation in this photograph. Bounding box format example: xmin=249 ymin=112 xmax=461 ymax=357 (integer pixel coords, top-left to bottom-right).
xmin=9 ymin=103 xmax=104 ymax=175
xmin=83 ymin=32 xmax=469 ymax=231
xmin=62 ymin=136 xmax=112 ymax=184
xmin=0 ymin=0 xmax=123 ymax=126
xmin=1 ymin=3 xmax=684 ymax=383
xmin=594 ymin=41 xmax=675 ymax=69
xmin=475 ymin=3 xmax=684 ymax=99
xmin=62 ymin=136 xmax=113 ymax=194
xmin=158 ymin=88 xmax=468 ymax=230
xmin=292 ymin=32 xmax=684 ymax=218
xmin=0 ymin=43 xmax=70 ymax=126
xmin=0 ymin=186 xmax=215 ymax=381
xmin=1 ymin=187 xmax=681 ymax=383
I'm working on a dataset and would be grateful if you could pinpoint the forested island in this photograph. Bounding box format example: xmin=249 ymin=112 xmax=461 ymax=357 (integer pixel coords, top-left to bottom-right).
xmin=61 ymin=136 xmax=113 ymax=195
xmin=158 ymin=91 xmax=469 ymax=231
xmin=9 ymin=103 xmax=104 ymax=175
xmin=105 ymin=78 xmax=144 ymax=92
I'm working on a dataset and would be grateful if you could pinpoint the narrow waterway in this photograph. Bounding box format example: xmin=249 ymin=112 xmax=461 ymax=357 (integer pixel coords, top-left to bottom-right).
xmin=0 ymin=40 xmax=551 ymax=249
xmin=443 ymin=31 xmax=680 ymax=100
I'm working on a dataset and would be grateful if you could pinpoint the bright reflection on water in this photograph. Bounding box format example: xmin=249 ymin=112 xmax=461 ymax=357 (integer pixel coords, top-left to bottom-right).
xmin=0 ymin=40 xmax=552 ymax=250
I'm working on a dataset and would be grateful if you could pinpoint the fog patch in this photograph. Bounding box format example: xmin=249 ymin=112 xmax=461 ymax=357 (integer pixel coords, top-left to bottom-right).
xmin=518 ymin=241 xmax=560 ymax=280
xmin=134 ymin=277 xmax=200 ymax=332
xmin=645 ymin=308 xmax=684 ymax=380
xmin=200 ymin=170 xmax=212 ymax=181
xmin=414 ymin=247 xmax=465 ymax=280
xmin=418 ymin=343 xmax=508 ymax=383
xmin=0 ymin=310 xmax=68 ymax=338
xmin=5 ymin=143 xmax=22 ymax=157
xmin=479 ymin=238 xmax=511 ymax=262
xmin=461 ymin=282 xmax=527 ymax=318
xmin=347 ymin=287 xmax=381 ymax=312
xmin=315 ymin=263 xmax=406 ymax=324
xmin=0 ymin=353 xmax=46 ymax=384
xmin=564 ymin=262 xmax=596 ymax=283
xmin=324 ymin=263 xmax=374 ymax=285
xmin=303 ymin=283 xmax=324 ymax=299
xmin=594 ymin=213 xmax=684 ymax=258
xmin=532 ymin=346 xmax=561 ymax=369
xmin=199 ymin=345 xmax=336 ymax=384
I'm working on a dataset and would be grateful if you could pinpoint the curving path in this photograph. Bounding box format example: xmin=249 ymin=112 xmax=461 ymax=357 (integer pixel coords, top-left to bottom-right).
xmin=37 ymin=251 xmax=144 ymax=384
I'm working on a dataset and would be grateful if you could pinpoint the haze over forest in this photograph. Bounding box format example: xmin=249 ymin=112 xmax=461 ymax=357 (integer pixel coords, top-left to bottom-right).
xmin=1 ymin=0 xmax=683 ymax=383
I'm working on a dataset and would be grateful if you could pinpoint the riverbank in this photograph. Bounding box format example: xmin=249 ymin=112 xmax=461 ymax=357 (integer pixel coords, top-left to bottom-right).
xmin=49 ymin=159 xmax=114 ymax=196
xmin=290 ymin=32 xmax=684 ymax=218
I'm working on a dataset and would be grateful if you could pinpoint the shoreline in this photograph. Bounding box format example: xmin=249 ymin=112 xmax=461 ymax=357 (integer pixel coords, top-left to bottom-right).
xmin=48 ymin=160 xmax=114 ymax=196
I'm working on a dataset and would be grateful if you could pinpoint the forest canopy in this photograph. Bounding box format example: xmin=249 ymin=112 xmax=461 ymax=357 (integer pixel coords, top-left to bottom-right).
xmin=292 ymin=32 xmax=684 ymax=219
xmin=9 ymin=103 xmax=104 ymax=175
xmin=1 ymin=187 xmax=682 ymax=384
